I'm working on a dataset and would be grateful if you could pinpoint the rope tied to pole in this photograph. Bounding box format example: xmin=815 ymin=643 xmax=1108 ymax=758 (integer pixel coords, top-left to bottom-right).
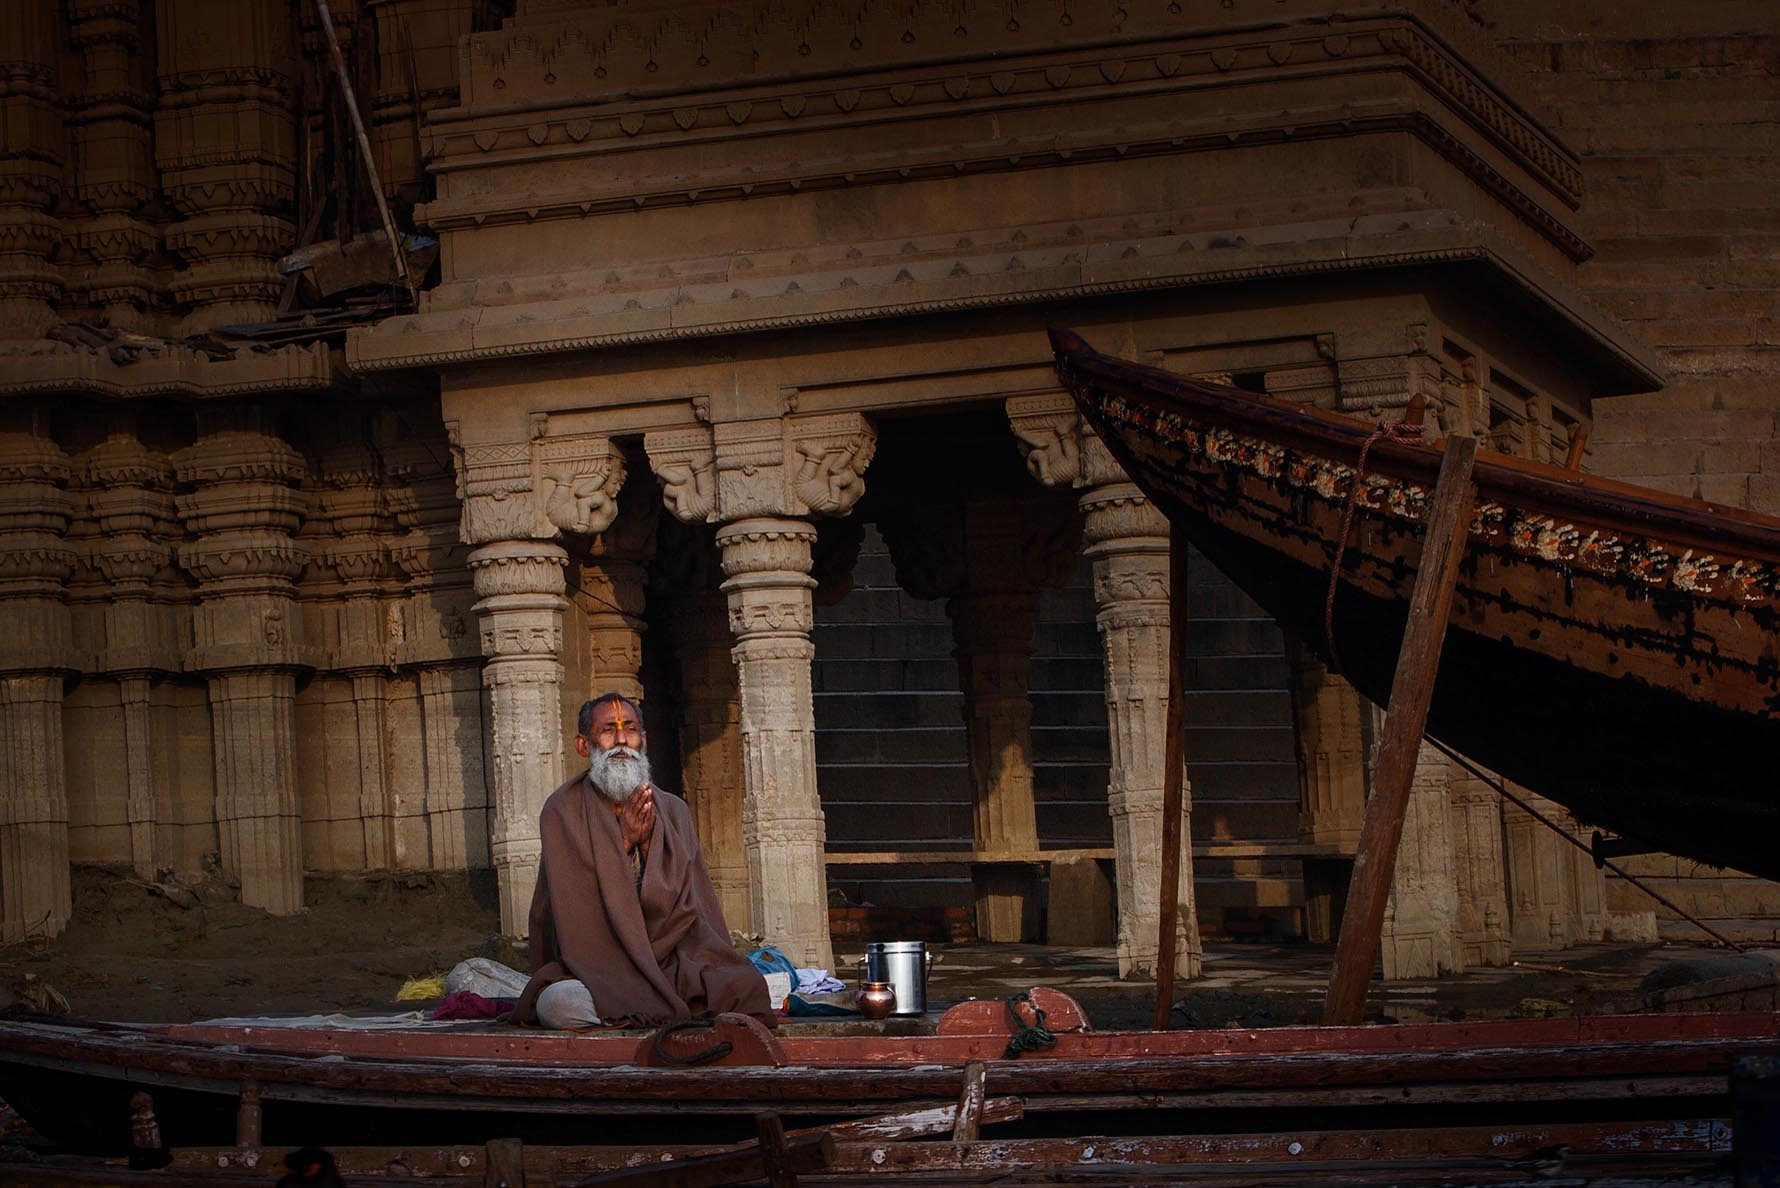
xmin=1324 ymin=419 xmax=1426 ymax=674
xmin=1002 ymin=991 xmax=1057 ymax=1059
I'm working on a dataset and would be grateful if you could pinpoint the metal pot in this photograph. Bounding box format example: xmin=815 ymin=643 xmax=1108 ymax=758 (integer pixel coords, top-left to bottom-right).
xmin=859 ymin=941 xmax=932 ymax=1016
xmin=856 ymin=980 xmax=896 ymax=1020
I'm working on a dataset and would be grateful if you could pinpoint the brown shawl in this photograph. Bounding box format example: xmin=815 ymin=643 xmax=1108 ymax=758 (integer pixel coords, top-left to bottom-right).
xmin=513 ymin=772 xmax=772 ymax=1027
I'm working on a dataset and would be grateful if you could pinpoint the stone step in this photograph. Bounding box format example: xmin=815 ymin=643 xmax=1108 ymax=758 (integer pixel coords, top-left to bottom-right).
xmin=814 ymin=690 xmax=963 ymax=729
xmin=812 ymin=656 xmax=962 ymax=693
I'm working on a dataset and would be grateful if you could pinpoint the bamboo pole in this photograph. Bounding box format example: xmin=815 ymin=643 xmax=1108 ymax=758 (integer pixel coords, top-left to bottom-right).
xmin=311 ymin=0 xmax=414 ymax=300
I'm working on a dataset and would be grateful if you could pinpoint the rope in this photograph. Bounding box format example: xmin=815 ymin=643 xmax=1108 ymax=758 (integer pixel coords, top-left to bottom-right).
xmin=649 ymin=1015 xmax=735 ymax=1065
xmin=1429 ymin=737 xmax=1747 ymax=953
xmin=1002 ymin=991 xmax=1057 ymax=1059
xmin=1324 ymin=419 xmax=1425 ymax=675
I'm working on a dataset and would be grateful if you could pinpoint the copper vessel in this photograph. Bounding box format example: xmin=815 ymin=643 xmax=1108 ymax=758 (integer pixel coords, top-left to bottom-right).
xmin=856 ymin=980 xmax=896 ymax=1020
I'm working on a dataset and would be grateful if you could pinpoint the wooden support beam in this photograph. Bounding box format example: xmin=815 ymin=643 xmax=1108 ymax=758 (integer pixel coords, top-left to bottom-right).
xmin=952 ymin=1061 xmax=988 ymax=1142
xmin=485 ymin=1138 xmax=525 ymax=1188
xmin=1324 ymin=434 xmax=1479 ymax=1026
xmin=755 ymin=1114 xmax=797 ymax=1188
xmin=1153 ymin=521 xmax=1191 ymax=1030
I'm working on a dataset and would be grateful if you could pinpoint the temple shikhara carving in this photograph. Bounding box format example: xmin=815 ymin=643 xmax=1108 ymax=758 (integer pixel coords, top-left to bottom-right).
xmin=3 ymin=0 xmax=1776 ymax=973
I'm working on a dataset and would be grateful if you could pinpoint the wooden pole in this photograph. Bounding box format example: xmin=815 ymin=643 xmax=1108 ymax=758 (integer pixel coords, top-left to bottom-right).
xmin=1152 ymin=520 xmax=1191 ymax=1030
xmin=1323 ymin=434 xmax=1478 ymax=1026
xmin=312 ymin=0 xmax=415 ymax=300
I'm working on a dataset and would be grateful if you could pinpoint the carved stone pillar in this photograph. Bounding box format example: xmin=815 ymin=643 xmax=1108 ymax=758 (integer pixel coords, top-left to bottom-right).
xmin=67 ymin=0 xmax=158 ymax=329
xmin=718 ymin=517 xmax=830 ymax=967
xmin=313 ymin=437 xmax=401 ymax=868
xmin=876 ymin=479 xmax=1073 ymax=944
xmin=385 ymin=415 xmax=484 ymax=870
xmin=1285 ymin=638 xmax=1368 ymax=942
xmin=174 ymin=414 xmax=308 ymax=915
xmin=470 ymin=540 xmax=567 ymax=933
xmin=80 ymin=425 xmax=178 ymax=877
xmin=653 ymin=513 xmax=749 ymax=929
xmin=0 ymin=5 xmax=63 ymax=338
xmin=1381 ymin=746 xmax=1463 ymax=979
xmin=948 ymin=590 xmax=1041 ymax=941
xmin=575 ymin=469 xmax=658 ymax=705
xmin=1009 ymin=394 xmax=1199 ymax=980
xmin=155 ymin=0 xmax=298 ymax=329
xmin=454 ymin=424 xmax=623 ymax=935
xmin=1504 ymin=787 xmax=1577 ymax=950
xmin=0 ymin=417 xmax=75 ymax=942
xmin=649 ymin=412 xmax=874 ymax=968
xmin=1450 ymin=764 xmax=1511 ymax=967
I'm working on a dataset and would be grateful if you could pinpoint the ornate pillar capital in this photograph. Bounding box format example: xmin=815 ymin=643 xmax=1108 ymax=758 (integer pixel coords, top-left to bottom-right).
xmin=451 ymin=423 xmax=626 ymax=547
xmin=1007 ymin=394 xmax=1131 ymax=491
xmin=648 ymin=412 xmax=875 ymax=525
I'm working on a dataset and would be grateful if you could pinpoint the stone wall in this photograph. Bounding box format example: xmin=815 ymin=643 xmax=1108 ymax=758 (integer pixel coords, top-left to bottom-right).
xmin=1483 ymin=0 xmax=1780 ymax=932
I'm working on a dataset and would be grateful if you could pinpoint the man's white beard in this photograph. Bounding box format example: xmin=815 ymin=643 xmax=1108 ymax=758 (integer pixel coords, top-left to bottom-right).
xmin=589 ymin=744 xmax=652 ymax=803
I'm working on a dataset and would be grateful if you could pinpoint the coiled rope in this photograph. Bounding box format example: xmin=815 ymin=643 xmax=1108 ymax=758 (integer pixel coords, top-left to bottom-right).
xmin=1002 ymin=990 xmax=1057 ymax=1059
xmin=649 ymin=1015 xmax=735 ymax=1065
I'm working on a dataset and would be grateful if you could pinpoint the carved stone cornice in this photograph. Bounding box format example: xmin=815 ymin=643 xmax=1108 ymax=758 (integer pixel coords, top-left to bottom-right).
xmin=441 ymin=9 xmax=1578 ymax=208
xmin=173 ymin=428 xmax=304 ymax=487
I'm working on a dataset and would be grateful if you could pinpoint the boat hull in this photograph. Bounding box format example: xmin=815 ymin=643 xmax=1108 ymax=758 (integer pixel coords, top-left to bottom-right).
xmin=1050 ymin=329 xmax=1780 ymax=881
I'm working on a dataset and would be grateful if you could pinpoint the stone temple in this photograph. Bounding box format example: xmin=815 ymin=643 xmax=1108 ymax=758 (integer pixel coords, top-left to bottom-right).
xmin=1 ymin=0 xmax=1775 ymax=977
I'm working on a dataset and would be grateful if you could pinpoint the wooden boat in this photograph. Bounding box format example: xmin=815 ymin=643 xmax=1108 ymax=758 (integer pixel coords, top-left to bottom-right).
xmin=1049 ymin=328 xmax=1780 ymax=883
xmin=0 ymin=1004 xmax=1767 ymax=1182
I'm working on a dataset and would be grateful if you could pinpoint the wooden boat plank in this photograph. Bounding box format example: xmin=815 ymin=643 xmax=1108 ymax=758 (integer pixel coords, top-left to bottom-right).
xmin=3 ymin=1118 xmax=1727 ymax=1187
xmin=144 ymin=1010 xmax=1780 ymax=1062
xmin=826 ymin=1118 xmax=1731 ymax=1173
xmin=6 ymin=1021 xmax=1777 ymax=1102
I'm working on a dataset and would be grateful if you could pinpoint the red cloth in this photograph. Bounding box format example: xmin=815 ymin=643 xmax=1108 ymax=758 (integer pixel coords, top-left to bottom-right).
xmin=513 ymin=773 xmax=772 ymax=1028
xmin=431 ymin=991 xmax=512 ymax=1020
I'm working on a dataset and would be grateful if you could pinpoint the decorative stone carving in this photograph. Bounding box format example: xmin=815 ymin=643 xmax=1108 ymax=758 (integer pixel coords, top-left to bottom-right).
xmin=154 ymin=0 xmax=299 ymax=328
xmin=791 ymin=415 xmax=875 ymax=516
xmin=716 ymin=517 xmax=831 ymax=968
xmin=0 ymin=5 xmax=63 ymax=338
xmin=77 ymin=425 xmax=181 ymax=878
xmin=1503 ymin=786 xmax=1599 ymax=951
xmin=1451 ymin=762 xmax=1511 ymax=967
xmin=645 ymin=428 xmax=719 ymax=523
xmin=0 ymin=418 xmax=74 ymax=943
xmin=651 ymin=412 xmax=874 ymax=525
xmin=418 ymin=663 xmax=491 ymax=870
xmin=451 ymin=423 xmax=625 ymax=545
xmin=66 ymin=0 xmax=157 ymax=328
xmin=173 ymin=417 xmax=309 ymax=915
xmin=1382 ymin=745 xmax=1462 ymax=979
xmin=1008 ymin=394 xmax=1199 ymax=979
xmin=538 ymin=430 xmax=626 ymax=536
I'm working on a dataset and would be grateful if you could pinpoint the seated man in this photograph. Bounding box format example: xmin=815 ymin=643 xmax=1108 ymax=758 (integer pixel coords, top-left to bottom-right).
xmin=513 ymin=692 xmax=772 ymax=1029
